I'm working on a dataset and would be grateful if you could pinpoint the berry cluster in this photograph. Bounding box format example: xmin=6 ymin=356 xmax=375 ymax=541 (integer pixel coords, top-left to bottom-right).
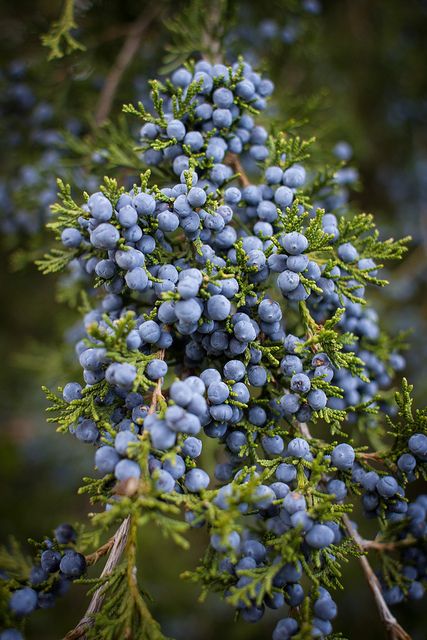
xmin=4 ymin=51 xmax=423 ymax=640
xmin=0 ymin=61 xmax=99 ymax=238
xmin=1 ymin=525 xmax=85 ymax=640
xmin=138 ymin=59 xmax=273 ymax=172
xmin=234 ymin=0 xmax=322 ymax=54
xmin=378 ymin=494 xmax=427 ymax=606
xmin=397 ymin=433 xmax=427 ymax=479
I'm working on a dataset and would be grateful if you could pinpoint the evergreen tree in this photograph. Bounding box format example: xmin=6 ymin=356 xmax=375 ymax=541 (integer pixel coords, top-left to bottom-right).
xmin=1 ymin=2 xmax=426 ymax=639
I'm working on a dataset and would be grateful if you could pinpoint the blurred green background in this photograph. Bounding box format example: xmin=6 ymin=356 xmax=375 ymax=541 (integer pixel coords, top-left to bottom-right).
xmin=1 ymin=0 xmax=427 ymax=638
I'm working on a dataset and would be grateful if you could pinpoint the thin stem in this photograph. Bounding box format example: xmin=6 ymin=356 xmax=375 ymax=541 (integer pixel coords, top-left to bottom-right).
xmin=226 ymin=152 xmax=251 ymax=187
xmin=85 ymin=535 xmax=115 ymax=566
xmin=64 ymin=517 xmax=131 ymax=640
xmin=358 ymin=451 xmax=387 ymax=463
xmin=361 ymin=537 xmax=415 ymax=552
xmin=95 ymin=6 xmax=161 ymax=125
xmin=342 ymin=515 xmax=411 ymax=640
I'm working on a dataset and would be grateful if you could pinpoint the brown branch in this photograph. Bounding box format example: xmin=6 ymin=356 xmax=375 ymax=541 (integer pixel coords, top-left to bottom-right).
xmin=358 ymin=451 xmax=387 ymax=462
xmin=360 ymin=537 xmax=415 ymax=553
xmin=94 ymin=6 xmax=161 ymax=125
xmin=342 ymin=515 xmax=411 ymax=640
xmin=84 ymin=535 xmax=115 ymax=567
xmin=64 ymin=516 xmax=131 ymax=640
xmin=226 ymin=153 xmax=251 ymax=188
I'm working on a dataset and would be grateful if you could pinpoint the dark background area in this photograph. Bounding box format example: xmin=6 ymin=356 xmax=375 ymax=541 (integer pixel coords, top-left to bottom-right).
xmin=0 ymin=1 xmax=426 ymax=638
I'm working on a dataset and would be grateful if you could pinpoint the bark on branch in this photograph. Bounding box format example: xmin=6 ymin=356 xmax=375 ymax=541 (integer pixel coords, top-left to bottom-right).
xmin=64 ymin=516 xmax=131 ymax=640
xmin=342 ymin=515 xmax=411 ymax=640
xmin=226 ymin=153 xmax=251 ymax=188
xmin=95 ymin=6 xmax=161 ymax=125
xmin=361 ymin=537 xmax=415 ymax=552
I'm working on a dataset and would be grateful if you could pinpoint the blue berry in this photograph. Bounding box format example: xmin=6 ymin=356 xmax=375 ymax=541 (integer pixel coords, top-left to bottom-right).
xmin=9 ymin=587 xmax=38 ymax=616
xmin=287 ymin=438 xmax=310 ymax=459
xmin=139 ymin=320 xmax=161 ymax=344
xmin=283 ymin=491 xmax=306 ymax=514
xmin=307 ymin=389 xmax=327 ymax=410
xmin=54 ymin=523 xmax=77 ymax=544
xmin=166 ymin=119 xmax=186 ymax=141
xmin=337 ymin=242 xmax=359 ymax=262
xmin=154 ymin=469 xmax=175 ymax=493
xmin=30 ymin=564 xmax=48 ymax=585
xmin=247 ymin=366 xmax=267 ymax=387
xmin=277 ymin=270 xmax=300 ymax=294
xmin=331 ymin=443 xmax=355 ymax=471
xmin=376 ymin=475 xmax=399 ymax=498
xmin=41 ymin=549 xmax=61 ymax=573
xmin=207 ymin=294 xmax=231 ymax=320
xmin=187 ymin=187 xmax=207 ymax=207
xmin=146 ymin=359 xmax=168 ymax=380
xmin=274 ymin=186 xmax=294 ymax=208
xmin=305 ymin=524 xmax=335 ymax=549
xmin=280 ymin=232 xmax=308 ymax=255
xmin=63 ymin=382 xmax=82 ymax=402
xmin=313 ymin=594 xmax=338 ymax=620
xmin=61 ymin=227 xmax=82 ymax=247
xmin=115 ymin=430 xmax=138 ymax=455
xmin=89 ymin=194 xmax=113 ymax=221
xmin=181 ymin=437 xmax=202 ymax=458
xmin=409 ymin=433 xmax=427 ymax=459
xmin=0 ymin=631 xmax=24 ymax=640
xmin=290 ymin=373 xmax=311 ymax=394
xmin=397 ymin=453 xmax=417 ymax=474
xmin=184 ymin=468 xmax=210 ymax=492
xmin=90 ymin=223 xmax=120 ymax=249
xmin=262 ymin=435 xmax=284 ymax=455
xmin=115 ymin=459 xmax=141 ymax=481
xmin=95 ymin=446 xmax=121 ymax=473
xmin=272 ymin=617 xmax=299 ymax=640
xmin=59 ymin=551 xmax=86 ymax=578
xmin=283 ymin=166 xmax=306 ymax=188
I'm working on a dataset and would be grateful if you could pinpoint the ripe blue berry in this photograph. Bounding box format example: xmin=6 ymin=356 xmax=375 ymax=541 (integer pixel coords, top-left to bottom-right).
xmin=9 ymin=588 xmax=38 ymax=616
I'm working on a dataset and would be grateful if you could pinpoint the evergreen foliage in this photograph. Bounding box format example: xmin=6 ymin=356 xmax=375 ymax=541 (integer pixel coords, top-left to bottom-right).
xmin=0 ymin=2 xmax=426 ymax=640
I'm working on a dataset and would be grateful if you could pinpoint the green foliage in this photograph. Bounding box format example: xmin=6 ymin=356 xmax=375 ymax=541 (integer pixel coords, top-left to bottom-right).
xmin=299 ymin=304 xmax=366 ymax=376
xmin=35 ymin=179 xmax=85 ymax=273
xmin=10 ymin=3 xmax=425 ymax=640
xmin=63 ymin=116 xmax=142 ymax=172
xmin=41 ymin=0 xmax=86 ymax=60
xmin=338 ymin=214 xmax=410 ymax=266
xmin=269 ymin=131 xmax=316 ymax=168
xmin=36 ymin=246 xmax=79 ymax=274
xmin=0 ymin=540 xmax=32 ymax=584
xmin=44 ymin=380 xmax=114 ymax=434
xmin=387 ymin=378 xmax=427 ymax=479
